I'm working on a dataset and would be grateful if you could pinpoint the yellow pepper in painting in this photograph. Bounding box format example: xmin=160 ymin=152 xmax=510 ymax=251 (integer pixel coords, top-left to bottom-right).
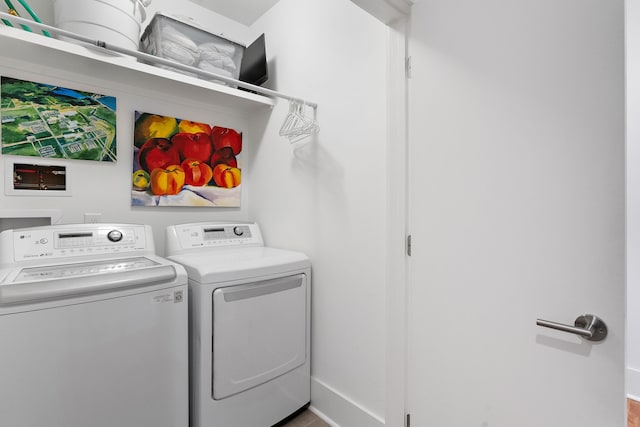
xmin=213 ymin=164 xmax=241 ymax=188
xmin=150 ymin=165 xmax=185 ymax=195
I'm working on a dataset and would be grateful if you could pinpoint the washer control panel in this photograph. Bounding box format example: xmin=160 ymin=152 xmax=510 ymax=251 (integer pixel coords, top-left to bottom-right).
xmin=2 ymin=224 xmax=149 ymax=262
xmin=168 ymin=222 xmax=264 ymax=250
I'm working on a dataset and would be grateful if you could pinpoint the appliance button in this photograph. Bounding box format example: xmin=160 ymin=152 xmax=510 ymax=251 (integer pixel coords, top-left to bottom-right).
xmin=233 ymin=226 xmax=244 ymax=236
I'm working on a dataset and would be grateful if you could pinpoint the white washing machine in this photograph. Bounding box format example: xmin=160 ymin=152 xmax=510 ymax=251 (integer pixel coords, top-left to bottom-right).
xmin=0 ymin=223 xmax=189 ymax=427
xmin=165 ymin=222 xmax=311 ymax=427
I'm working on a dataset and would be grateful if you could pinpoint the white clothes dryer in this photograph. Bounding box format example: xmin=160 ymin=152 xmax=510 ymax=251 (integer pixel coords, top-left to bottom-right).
xmin=165 ymin=222 xmax=311 ymax=427
xmin=0 ymin=223 xmax=189 ymax=427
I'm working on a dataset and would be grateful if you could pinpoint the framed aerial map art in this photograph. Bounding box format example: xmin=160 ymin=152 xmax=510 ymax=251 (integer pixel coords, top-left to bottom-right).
xmin=1 ymin=76 xmax=116 ymax=162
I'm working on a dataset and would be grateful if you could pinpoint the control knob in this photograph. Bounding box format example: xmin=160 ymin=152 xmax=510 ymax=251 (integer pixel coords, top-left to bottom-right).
xmin=233 ymin=226 xmax=244 ymax=236
xmin=107 ymin=230 xmax=123 ymax=242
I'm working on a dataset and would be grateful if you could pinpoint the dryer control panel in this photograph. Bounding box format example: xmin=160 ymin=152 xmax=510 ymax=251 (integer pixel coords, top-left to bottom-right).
xmin=166 ymin=222 xmax=264 ymax=252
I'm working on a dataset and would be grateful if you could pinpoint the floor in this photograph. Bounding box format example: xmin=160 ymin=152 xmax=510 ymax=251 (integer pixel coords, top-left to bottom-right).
xmin=290 ymin=401 xmax=640 ymax=427
xmin=283 ymin=399 xmax=640 ymax=427
xmin=279 ymin=409 xmax=331 ymax=427
xmin=629 ymin=399 xmax=640 ymax=427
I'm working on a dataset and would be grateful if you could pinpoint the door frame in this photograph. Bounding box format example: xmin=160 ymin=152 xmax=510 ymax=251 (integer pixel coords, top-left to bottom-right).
xmin=385 ymin=14 xmax=410 ymax=427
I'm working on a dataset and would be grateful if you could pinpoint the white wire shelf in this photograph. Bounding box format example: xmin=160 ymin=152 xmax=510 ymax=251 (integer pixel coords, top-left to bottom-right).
xmin=0 ymin=12 xmax=318 ymax=112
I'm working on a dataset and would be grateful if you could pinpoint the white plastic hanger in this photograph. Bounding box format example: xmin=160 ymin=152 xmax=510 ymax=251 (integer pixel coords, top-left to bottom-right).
xmin=279 ymin=100 xmax=319 ymax=143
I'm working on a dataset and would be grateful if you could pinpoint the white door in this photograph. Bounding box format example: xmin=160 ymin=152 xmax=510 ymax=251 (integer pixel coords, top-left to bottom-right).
xmin=406 ymin=1 xmax=625 ymax=426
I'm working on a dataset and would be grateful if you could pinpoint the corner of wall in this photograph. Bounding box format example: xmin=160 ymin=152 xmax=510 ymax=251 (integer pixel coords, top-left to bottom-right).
xmin=311 ymin=377 xmax=385 ymax=427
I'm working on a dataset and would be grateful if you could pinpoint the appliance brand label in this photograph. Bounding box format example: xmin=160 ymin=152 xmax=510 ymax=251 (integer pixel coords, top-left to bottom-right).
xmin=152 ymin=290 xmax=183 ymax=304
xmin=174 ymin=290 xmax=184 ymax=303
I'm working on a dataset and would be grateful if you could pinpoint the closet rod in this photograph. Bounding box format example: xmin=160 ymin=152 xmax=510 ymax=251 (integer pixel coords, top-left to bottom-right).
xmin=0 ymin=12 xmax=318 ymax=109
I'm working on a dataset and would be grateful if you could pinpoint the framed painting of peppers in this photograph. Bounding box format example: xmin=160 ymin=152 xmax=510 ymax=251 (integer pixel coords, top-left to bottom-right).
xmin=131 ymin=111 xmax=242 ymax=207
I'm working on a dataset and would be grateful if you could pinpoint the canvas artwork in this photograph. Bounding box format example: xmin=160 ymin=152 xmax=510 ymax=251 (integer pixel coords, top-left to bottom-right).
xmin=1 ymin=76 xmax=116 ymax=161
xmin=132 ymin=111 xmax=242 ymax=207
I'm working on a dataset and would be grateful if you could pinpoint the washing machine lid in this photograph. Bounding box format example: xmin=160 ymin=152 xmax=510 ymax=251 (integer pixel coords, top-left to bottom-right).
xmin=167 ymin=246 xmax=309 ymax=283
xmin=0 ymin=257 xmax=182 ymax=305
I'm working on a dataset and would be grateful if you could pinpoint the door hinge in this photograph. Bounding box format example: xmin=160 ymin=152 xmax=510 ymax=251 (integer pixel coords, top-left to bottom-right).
xmin=405 ymin=56 xmax=412 ymax=79
xmin=406 ymin=413 xmax=411 ymax=427
xmin=407 ymin=234 xmax=412 ymax=256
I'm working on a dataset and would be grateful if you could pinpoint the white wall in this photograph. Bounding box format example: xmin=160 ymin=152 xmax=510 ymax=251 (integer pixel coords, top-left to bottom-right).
xmin=247 ymin=0 xmax=389 ymax=425
xmin=627 ymin=0 xmax=640 ymax=400
xmin=11 ymin=0 xmax=54 ymax=28
xmin=141 ymin=0 xmax=252 ymax=45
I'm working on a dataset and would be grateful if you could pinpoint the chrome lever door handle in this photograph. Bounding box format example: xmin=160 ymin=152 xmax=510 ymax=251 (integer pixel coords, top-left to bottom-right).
xmin=536 ymin=314 xmax=607 ymax=342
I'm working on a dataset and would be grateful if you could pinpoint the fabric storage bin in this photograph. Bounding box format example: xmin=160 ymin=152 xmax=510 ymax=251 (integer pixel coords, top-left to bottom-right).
xmin=140 ymin=13 xmax=244 ymax=85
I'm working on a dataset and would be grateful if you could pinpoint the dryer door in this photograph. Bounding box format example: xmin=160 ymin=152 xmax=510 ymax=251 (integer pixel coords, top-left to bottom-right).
xmin=211 ymin=273 xmax=307 ymax=400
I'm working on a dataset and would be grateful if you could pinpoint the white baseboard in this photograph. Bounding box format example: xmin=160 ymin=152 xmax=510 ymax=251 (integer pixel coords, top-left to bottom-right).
xmin=628 ymin=367 xmax=640 ymax=401
xmin=310 ymin=377 xmax=385 ymax=427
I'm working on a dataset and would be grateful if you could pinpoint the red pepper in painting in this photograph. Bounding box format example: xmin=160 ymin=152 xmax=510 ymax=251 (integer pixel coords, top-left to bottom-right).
xmin=137 ymin=138 xmax=181 ymax=173
xmin=210 ymin=126 xmax=242 ymax=155
xmin=172 ymin=132 xmax=213 ymax=162
xmin=181 ymin=159 xmax=213 ymax=186
xmin=210 ymin=147 xmax=238 ymax=168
